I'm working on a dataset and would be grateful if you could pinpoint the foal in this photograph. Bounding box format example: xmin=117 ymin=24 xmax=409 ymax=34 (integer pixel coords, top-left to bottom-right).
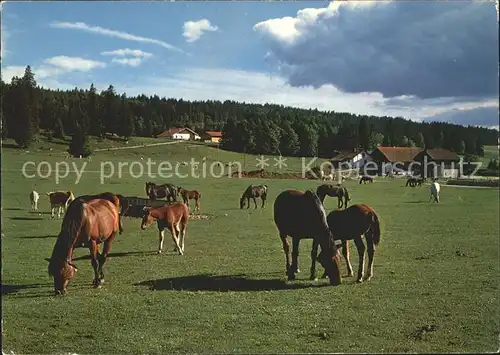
xmin=177 ymin=186 xmax=201 ymax=213
xmin=140 ymin=203 xmax=190 ymax=255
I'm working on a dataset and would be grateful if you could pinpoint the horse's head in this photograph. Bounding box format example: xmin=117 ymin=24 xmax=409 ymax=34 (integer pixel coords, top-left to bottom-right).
xmin=316 ymin=243 xmax=342 ymax=286
xmin=239 ymin=197 xmax=245 ymax=209
xmin=140 ymin=207 xmax=156 ymax=230
xmin=47 ymin=258 xmax=78 ymax=295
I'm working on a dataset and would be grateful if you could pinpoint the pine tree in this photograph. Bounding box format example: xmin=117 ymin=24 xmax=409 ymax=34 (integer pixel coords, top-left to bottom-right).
xmin=358 ymin=117 xmax=370 ymax=151
xmin=68 ymin=124 xmax=92 ymax=157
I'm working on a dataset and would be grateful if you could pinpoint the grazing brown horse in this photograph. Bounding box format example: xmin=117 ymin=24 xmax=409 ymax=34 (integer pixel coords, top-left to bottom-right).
xmin=74 ymin=192 xmax=124 ymax=234
xmin=46 ymin=191 xmax=75 ymax=218
xmin=46 ymin=198 xmax=120 ymax=295
xmin=273 ymin=189 xmax=342 ymax=285
xmin=311 ymin=204 xmax=381 ymax=283
xmin=316 ymin=184 xmax=351 ymax=209
xmin=177 ymin=186 xmax=201 ymax=213
xmin=240 ymin=184 xmax=268 ymax=209
xmin=145 ymin=182 xmax=178 ymax=202
xmin=140 ymin=203 xmax=190 ymax=255
xmin=406 ymin=177 xmax=425 ymax=187
xmin=359 ymin=176 xmax=374 ymax=184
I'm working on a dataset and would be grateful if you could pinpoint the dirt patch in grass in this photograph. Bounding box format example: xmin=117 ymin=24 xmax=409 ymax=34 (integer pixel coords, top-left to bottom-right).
xmin=189 ymin=213 xmax=214 ymax=220
xmin=231 ymin=168 xmax=311 ymax=180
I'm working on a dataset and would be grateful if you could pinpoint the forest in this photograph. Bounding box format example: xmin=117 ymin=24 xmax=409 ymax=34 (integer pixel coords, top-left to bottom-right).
xmin=1 ymin=66 xmax=497 ymax=159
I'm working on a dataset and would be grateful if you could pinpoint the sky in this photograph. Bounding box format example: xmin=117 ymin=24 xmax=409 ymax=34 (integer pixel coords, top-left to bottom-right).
xmin=1 ymin=0 xmax=499 ymax=129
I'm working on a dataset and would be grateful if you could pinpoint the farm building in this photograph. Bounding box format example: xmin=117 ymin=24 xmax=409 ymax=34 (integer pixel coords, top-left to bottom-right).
xmin=330 ymin=150 xmax=372 ymax=169
xmin=413 ymin=148 xmax=461 ymax=178
xmin=157 ymin=127 xmax=201 ymax=141
xmin=369 ymin=146 xmax=423 ymax=175
xmin=202 ymin=130 xmax=223 ymax=144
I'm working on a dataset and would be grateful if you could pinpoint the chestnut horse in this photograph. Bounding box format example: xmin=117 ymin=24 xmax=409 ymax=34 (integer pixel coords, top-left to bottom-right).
xmin=273 ymin=189 xmax=342 ymax=285
xmin=74 ymin=192 xmax=124 ymax=234
xmin=46 ymin=198 xmax=120 ymax=295
xmin=316 ymin=184 xmax=351 ymax=209
xmin=240 ymin=184 xmax=268 ymax=209
xmin=311 ymin=204 xmax=381 ymax=283
xmin=177 ymin=186 xmax=201 ymax=213
xmin=140 ymin=202 xmax=190 ymax=255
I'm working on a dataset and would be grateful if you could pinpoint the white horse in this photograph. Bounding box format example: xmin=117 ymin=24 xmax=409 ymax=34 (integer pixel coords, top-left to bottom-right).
xmin=429 ymin=181 xmax=440 ymax=203
xmin=29 ymin=190 xmax=40 ymax=211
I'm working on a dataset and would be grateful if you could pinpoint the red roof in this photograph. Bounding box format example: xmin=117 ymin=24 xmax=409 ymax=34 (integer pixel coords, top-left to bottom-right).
xmin=425 ymin=148 xmax=460 ymax=161
xmin=157 ymin=127 xmax=198 ymax=137
xmin=374 ymin=147 xmax=423 ymax=163
xmin=204 ymin=130 xmax=223 ymax=138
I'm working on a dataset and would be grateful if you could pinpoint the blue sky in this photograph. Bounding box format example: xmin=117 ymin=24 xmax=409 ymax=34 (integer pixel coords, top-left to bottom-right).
xmin=1 ymin=1 xmax=498 ymax=129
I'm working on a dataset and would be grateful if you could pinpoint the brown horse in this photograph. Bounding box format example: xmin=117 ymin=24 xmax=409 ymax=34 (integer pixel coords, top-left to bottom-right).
xmin=240 ymin=184 xmax=268 ymax=209
xmin=312 ymin=204 xmax=381 ymax=283
xmin=316 ymin=184 xmax=351 ymax=209
xmin=46 ymin=198 xmax=120 ymax=295
xmin=145 ymin=182 xmax=178 ymax=202
xmin=74 ymin=192 xmax=124 ymax=234
xmin=140 ymin=202 xmax=190 ymax=255
xmin=273 ymin=189 xmax=342 ymax=285
xmin=177 ymin=186 xmax=201 ymax=213
xmin=359 ymin=176 xmax=374 ymax=184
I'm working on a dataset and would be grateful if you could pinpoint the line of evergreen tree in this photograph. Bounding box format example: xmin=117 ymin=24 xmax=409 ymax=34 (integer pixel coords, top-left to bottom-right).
xmin=1 ymin=66 xmax=497 ymax=158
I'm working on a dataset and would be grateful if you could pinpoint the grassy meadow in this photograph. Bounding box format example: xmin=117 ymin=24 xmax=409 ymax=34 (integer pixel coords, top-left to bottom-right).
xmin=1 ymin=137 xmax=499 ymax=354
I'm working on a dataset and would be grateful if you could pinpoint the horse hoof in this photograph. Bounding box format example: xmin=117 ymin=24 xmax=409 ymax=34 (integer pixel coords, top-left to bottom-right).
xmin=157 ymin=250 xmax=162 ymax=254
xmin=356 ymin=278 xmax=364 ymax=283
xmin=309 ymin=276 xmax=318 ymax=281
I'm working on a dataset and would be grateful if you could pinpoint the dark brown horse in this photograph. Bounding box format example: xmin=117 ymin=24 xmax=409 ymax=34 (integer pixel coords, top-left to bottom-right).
xmin=140 ymin=202 xmax=190 ymax=255
xmin=177 ymin=186 xmax=201 ymax=213
xmin=46 ymin=198 xmax=120 ymax=295
xmin=145 ymin=182 xmax=178 ymax=202
xmin=273 ymin=189 xmax=342 ymax=285
xmin=406 ymin=177 xmax=425 ymax=187
xmin=359 ymin=175 xmax=374 ymax=184
xmin=316 ymin=184 xmax=351 ymax=209
xmin=312 ymin=204 xmax=381 ymax=283
xmin=74 ymin=192 xmax=124 ymax=234
xmin=240 ymin=184 xmax=268 ymax=209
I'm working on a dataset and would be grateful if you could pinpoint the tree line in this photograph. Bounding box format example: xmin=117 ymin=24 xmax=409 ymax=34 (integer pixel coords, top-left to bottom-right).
xmin=1 ymin=66 xmax=497 ymax=158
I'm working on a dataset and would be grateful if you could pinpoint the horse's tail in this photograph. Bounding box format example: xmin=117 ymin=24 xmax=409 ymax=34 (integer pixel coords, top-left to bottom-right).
xmin=369 ymin=212 xmax=381 ymax=246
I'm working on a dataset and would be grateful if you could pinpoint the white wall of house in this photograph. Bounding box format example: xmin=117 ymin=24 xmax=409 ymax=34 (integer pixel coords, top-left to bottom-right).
xmin=172 ymin=133 xmax=191 ymax=140
xmin=441 ymin=168 xmax=459 ymax=178
xmin=352 ymin=152 xmax=373 ymax=169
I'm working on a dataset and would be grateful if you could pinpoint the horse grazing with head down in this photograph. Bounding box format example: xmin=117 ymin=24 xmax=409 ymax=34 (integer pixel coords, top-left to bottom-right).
xmin=177 ymin=186 xmax=201 ymax=213
xmin=273 ymin=189 xmax=342 ymax=285
xmin=429 ymin=181 xmax=440 ymax=203
xmin=316 ymin=184 xmax=351 ymax=209
xmin=73 ymin=192 xmax=124 ymax=234
xmin=311 ymin=204 xmax=381 ymax=283
xmin=145 ymin=182 xmax=178 ymax=202
xmin=359 ymin=176 xmax=374 ymax=184
xmin=46 ymin=198 xmax=120 ymax=295
xmin=140 ymin=202 xmax=190 ymax=255
xmin=240 ymin=184 xmax=268 ymax=209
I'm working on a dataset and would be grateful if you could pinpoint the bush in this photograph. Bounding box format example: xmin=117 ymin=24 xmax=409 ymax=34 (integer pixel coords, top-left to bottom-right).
xmin=447 ymin=178 xmax=499 ymax=188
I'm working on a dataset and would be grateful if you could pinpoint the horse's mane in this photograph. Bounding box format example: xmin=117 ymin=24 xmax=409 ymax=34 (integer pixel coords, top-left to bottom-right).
xmin=48 ymin=199 xmax=87 ymax=277
xmin=241 ymin=185 xmax=253 ymax=200
xmin=304 ymin=190 xmax=334 ymax=243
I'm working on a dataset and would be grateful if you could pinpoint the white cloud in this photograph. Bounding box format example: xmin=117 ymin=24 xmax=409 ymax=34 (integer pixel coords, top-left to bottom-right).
xmin=50 ymin=21 xmax=183 ymax=53
xmin=1 ymin=56 xmax=106 ymax=83
xmin=101 ymin=48 xmax=153 ymax=58
xmin=101 ymin=48 xmax=153 ymax=67
xmin=183 ymin=19 xmax=218 ymax=43
xmin=111 ymin=57 xmax=143 ymax=67
xmin=44 ymin=56 xmax=106 ymax=72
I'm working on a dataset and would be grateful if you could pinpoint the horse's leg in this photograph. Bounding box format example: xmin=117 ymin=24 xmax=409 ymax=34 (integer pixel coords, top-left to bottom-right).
xmin=261 ymin=197 xmax=265 ymax=208
xmin=364 ymin=233 xmax=375 ymax=281
xmin=246 ymin=197 xmax=250 ymax=209
xmin=175 ymin=222 xmax=183 ymax=253
xmin=157 ymin=229 xmax=165 ymax=254
xmin=97 ymin=232 xmax=117 ymax=285
xmin=309 ymin=239 xmax=319 ymax=280
xmin=342 ymin=240 xmax=353 ymax=277
xmin=253 ymin=197 xmax=257 ymax=209
xmin=353 ymin=236 xmax=366 ymax=283
xmin=195 ymin=198 xmax=200 ymax=213
xmin=338 ymin=196 xmax=342 ymax=209
xmin=89 ymin=241 xmax=101 ymax=287
xmin=169 ymin=223 xmax=183 ymax=255
xmin=290 ymin=237 xmax=301 ymax=276
xmin=280 ymin=234 xmax=291 ymax=278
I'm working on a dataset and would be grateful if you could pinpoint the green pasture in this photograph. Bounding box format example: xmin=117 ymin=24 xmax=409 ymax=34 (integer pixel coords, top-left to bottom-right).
xmin=1 ymin=138 xmax=499 ymax=354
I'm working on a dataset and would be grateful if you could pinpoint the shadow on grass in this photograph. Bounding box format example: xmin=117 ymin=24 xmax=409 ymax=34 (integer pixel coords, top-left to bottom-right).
xmin=1 ymin=283 xmax=52 ymax=296
xmin=3 ymin=208 xmax=22 ymax=211
xmin=1 ymin=143 xmax=21 ymax=149
xmin=10 ymin=217 xmax=44 ymax=221
xmin=72 ymin=250 xmax=156 ymax=261
xmin=20 ymin=235 xmax=58 ymax=239
xmin=134 ymin=273 xmax=333 ymax=292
